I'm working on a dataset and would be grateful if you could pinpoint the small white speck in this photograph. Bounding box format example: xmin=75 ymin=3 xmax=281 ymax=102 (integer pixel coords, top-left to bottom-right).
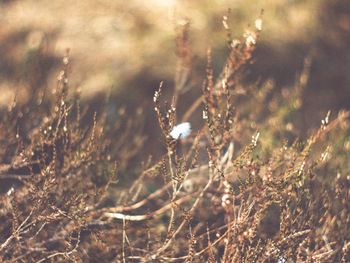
xmin=277 ymin=256 xmax=287 ymax=263
xmin=170 ymin=122 xmax=191 ymax=139
xmin=255 ymin=19 xmax=263 ymax=31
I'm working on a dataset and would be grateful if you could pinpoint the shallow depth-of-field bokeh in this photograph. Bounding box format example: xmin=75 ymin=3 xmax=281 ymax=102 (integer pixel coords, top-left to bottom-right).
xmin=0 ymin=1 xmax=349 ymax=262
xmin=1 ymin=0 xmax=350 ymax=157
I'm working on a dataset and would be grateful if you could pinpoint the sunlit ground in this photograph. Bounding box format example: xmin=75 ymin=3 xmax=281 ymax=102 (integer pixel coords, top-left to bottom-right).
xmin=0 ymin=0 xmax=320 ymax=98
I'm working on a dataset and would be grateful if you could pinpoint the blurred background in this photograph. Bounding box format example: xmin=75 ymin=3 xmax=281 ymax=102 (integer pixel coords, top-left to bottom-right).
xmin=0 ymin=0 xmax=349 ymax=158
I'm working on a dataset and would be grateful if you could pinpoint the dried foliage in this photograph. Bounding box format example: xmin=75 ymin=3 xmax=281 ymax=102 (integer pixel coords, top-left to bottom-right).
xmin=1 ymin=14 xmax=349 ymax=263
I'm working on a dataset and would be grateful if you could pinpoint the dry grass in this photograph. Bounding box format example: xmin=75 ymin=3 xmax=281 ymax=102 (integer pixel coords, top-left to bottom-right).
xmin=0 ymin=12 xmax=350 ymax=263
